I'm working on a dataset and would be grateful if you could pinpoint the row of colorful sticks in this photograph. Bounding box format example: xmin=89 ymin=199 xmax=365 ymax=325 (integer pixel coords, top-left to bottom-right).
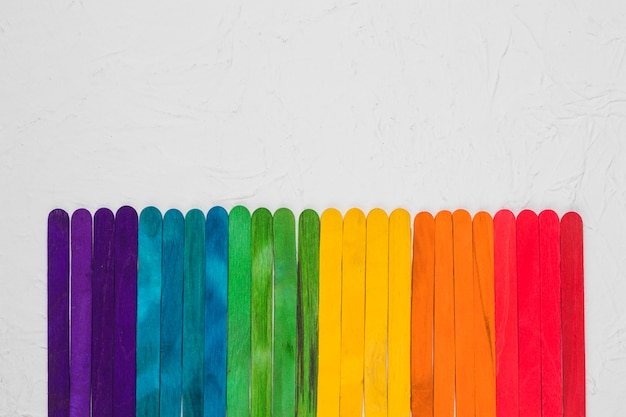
xmin=47 ymin=207 xmax=585 ymax=417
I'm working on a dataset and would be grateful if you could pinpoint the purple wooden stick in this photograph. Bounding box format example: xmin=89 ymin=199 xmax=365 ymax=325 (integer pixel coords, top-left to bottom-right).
xmin=48 ymin=209 xmax=70 ymax=417
xmin=114 ymin=206 xmax=138 ymax=417
xmin=70 ymin=209 xmax=92 ymax=417
xmin=92 ymin=208 xmax=115 ymax=416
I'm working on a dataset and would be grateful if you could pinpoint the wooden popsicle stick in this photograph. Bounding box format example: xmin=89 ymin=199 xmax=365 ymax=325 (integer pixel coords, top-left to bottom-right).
xmin=137 ymin=207 xmax=162 ymax=417
xmin=273 ymin=208 xmax=298 ymax=417
xmin=48 ymin=209 xmax=70 ymax=417
xmin=92 ymin=208 xmax=115 ymax=417
xmin=539 ymin=210 xmax=563 ymax=417
xmin=113 ymin=206 xmax=138 ymax=417
xmin=387 ymin=209 xmax=411 ymax=417
xmin=517 ymin=210 xmax=541 ymax=417
xmin=339 ymin=208 xmax=367 ymax=417
xmin=251 ymin=208 xmax=273 ymax=417
xmin=296 ymin=209 xmax=320 ymax=417
xmin=160 ymin=209 xmax=185 ymax=417
xmin=433 ymin=211 xmax=455 ymax=417
xmin=561 ymin=212 xmax=585 ymax=417
xmin=493 ymin=210 xmax=519 ymax=417
xmin=183 ymin=209 xmax=206 ymax=417
xmin=473 ymin=212 xmax=496 ymax=417
xmin=227 ymin=206 xmax=252 ymax=417
xmin=70 ymin=209 xmax=92 ymax=417
xmin=205 ymin=207 xmax=229 ymax=417
xmin=411 ymin=212 xmax=435 ymax=417
xmin=364 ymin=209 xmax=389 ymax=417
xmin=317 ymin=209 xmax=343 ymax=417
xmin=452 ymin=209 xmax=474 ymax=417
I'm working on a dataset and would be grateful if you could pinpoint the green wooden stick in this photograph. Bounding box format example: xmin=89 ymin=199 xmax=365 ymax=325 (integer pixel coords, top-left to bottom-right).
xmin=296 ymin=209 xmax=320 ymax=417
xmin=251 ymin=208 xmax=273 ymax=417
xmin=227 ymin=206 xmax=252 ymax=417
xmin=273 ymin=208 xmax=297 ymax=417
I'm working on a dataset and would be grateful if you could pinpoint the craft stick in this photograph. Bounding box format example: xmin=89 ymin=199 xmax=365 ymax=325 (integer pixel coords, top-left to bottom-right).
xmin=493 ymin=210 xmax=519 ymax=417
xmin=433 ymin=211 xmax=455 ymax=417
xmin=317 ymin=209 xmax=343 ymax=417
xmin=70 ymin=209 xmax=92 ymax=417
xmin=473 ymin=212 xmax=496 ymax=417
xmin=364 ymin=209 xmax=389 ymax=417
xmin=227 ymin=206 xmax=252 ymax=417
xmin=92 ymin=208 xmax=115 ymax=417
xmin=273 ymin=208 xmax=298 ymax=417
xmin=517 ymin=210 xmax=541 ymax=417
xmin=452 ymin=209 xmax=474 ymax=417
xmin=113 ymin=206 xmax=138 ymax=417
xmin=251 ymin=208 xmax=273 ymax=417
xmin=205 ymin=207 xmax=229 ymax=417
xmin=160 ymin=209 xmax=184 ymax=417
xmin=387 ymin=209 xmax=411 ymax=417
xmin=48 ymin=209 xmax=70 ymax=417
xmin=411 ymin=212 xmax=435 ymax=417
xmin=339 ymin=208 xmax=367 ymax=417
xmin=183 ymin=209 xmax=206 ymax=417
xmin=561 ymin=212 xmax=585 ymax=417
xmin=296 ymin=209 xmax=320 ymax=417
xmin=137 ymin=207 xmax=162 ymax=417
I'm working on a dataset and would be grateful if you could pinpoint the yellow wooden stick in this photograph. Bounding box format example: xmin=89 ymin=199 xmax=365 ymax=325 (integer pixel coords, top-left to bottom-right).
xmin=339 ymin=208 xmax=367 ymax=417
xmin=317 ymin=209 xmax=343 ymax=417
xmin=388 ymin=209 xmax=411 ymax=417
xmin=364 ymin=209 xmax=389 ymax=417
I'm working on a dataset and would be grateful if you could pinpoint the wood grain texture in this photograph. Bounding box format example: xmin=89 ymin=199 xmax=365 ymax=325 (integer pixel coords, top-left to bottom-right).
xmin=273 ymin=208 xmax=298 ymax=417
xmin=473 ymin=212 xmax=496 ymax=417
xmin=317 ymin=209 xmax=343 ymax=417
xmin=92 ymin=208 xmax=115 ymax=417
xmin=113 ymin=206 xmax=138 ymax=417
xmin=387 ymin=209 xmax=411 ymax=417
xmin=517 ymin=210 xmax=541 ymax=417
xmin=561 ymin=212 xmax=585 ymax=417
xmin=137 ymin=207 xmax=162 ymax=417
xmin=70 ymin=209 xmax=92 ymax=417
xmin=205 ymin=207 xmax=229 ymax=417
xmin=433 ymin=211 xmax=455 ymax=417
xmin=296 ymin=209 xmax=320 ymax=417
xmin=227 ymin=206 xmax=252 ymax=417
xmin=48 ymin=209 xmax=70 ymax=417
xmin=183 ymin=209 xmax=206 ymax=417
xmin=411 ymin=212 xmax=435 ymax=417
xmin=364 ymin=209 xmax=389 ymax=417
xmin=339 ymin=208 xmax=366 ymax=417
xmin=539 ymin=210 xmax=563 ymax=417
xmin=493 ymin=210 xmax=519 ymax=417
xmin=251 ymin=208 xmax=273 ymax=417
xmin=452 ymin=209 xmax=474 ymax=417
xmin=160 ymin=209 xmax=184 ymax=417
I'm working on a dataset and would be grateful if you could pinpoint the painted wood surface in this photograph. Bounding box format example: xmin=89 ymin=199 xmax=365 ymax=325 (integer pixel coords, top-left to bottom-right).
xmin=205 ymin=207 xmax=229 ymax=417
xmin=411 ymin=212 xmax=435 ymax=417
xmin=339 ymin=208 xmax=366 ymax=417
xmin=296 ymin=209 xmax=320 ymax=417
xmin=227 ymin=206 xmax=252 ymax=417
xmin=317 ymin=209 xmax=343 ymax=417
xmin=494 ymin=210 xmax=519 ymax=417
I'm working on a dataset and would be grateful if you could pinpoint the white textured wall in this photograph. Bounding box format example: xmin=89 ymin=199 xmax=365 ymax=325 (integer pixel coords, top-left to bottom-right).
xmin=1 ymin=0 xmax=625 ymax=415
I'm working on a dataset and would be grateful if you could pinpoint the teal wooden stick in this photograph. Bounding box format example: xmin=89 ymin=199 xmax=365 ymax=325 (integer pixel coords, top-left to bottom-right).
xmin=296 ymin=210 xmax=320 ymax=417
xmin=227 ymin=206 xmax=252 ymax=417
xmin=251 ymin=208 xmax=273 ymax=417
xmin=273 ymin=208 xmax=297 ymax=417
xmin=137 ymin=207 xmax=162 ymax=417
xmin=205 ymin=207 xmax=228 ymax=417
xmin=160 ymin=210 xmax=184 ymax=417
xmin=183 ymin=209 xmax=205 ymax=417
